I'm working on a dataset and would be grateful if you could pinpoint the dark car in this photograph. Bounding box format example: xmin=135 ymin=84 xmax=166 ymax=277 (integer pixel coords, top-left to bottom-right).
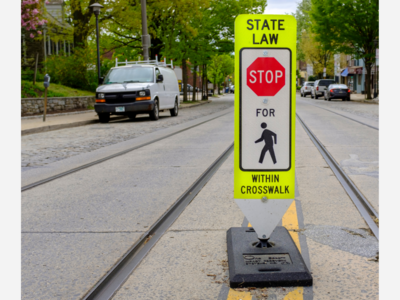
xmin=324 ymin=84 xmax=351 ymax=101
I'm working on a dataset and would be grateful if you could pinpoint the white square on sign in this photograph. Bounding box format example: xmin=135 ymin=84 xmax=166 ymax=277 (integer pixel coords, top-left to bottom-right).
xmin=240 ymin=48 xmax=292 ymax=171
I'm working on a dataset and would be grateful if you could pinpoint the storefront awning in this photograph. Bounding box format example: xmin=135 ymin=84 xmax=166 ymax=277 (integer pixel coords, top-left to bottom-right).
xmin=341 ymin=68 xmax=349 ymax=77
xmin=348 ymin=66 xmax=363 ymax=75
xmin=341 ymin=67 xmax=363 ymax=76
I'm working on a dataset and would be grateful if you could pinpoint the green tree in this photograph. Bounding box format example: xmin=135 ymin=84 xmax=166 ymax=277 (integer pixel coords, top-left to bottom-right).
xmin=299 ymin=30 xmax=334 ymax=78
xmin=310 ymin=0 xmax=379 ymax=99
xmin=291 ymin=0 xmax=311 ymax=61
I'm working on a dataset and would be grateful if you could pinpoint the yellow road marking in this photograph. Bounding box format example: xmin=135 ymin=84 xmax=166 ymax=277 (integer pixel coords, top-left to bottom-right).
xmin=282 ymin=201 xmax=301 ymax=253
xmin=227 ymin=289 xmax=253 ymax=300
xmin=283 ymin=287 xmax=304 ymax=299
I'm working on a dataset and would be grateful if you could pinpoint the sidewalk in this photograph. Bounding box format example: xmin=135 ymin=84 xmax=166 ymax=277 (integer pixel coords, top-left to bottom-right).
xmin=21 ymin=100 xmax=212 ymax=136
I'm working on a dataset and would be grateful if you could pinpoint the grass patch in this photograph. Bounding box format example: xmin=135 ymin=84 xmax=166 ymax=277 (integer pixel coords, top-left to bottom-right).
xmin=21 ymin=80 xmax=95 ymax=98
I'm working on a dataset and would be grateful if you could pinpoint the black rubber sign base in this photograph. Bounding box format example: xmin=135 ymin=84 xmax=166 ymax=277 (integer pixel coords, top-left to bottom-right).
xmin=227 ymin=226 xmax=313 ymax=288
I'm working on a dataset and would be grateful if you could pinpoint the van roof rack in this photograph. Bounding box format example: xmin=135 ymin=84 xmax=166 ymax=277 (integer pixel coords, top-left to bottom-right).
xmin=115 ymin=55 xmax=173 ymax=68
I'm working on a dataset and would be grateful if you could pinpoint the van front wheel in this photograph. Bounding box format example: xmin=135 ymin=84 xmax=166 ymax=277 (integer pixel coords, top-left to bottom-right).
xmin=98 ymin=113 xmax=110 ymax=123
xmin=149 ymin=99 xmax=159 ymax=120
xmin=170 ymin=99 xmax=178 ymax=117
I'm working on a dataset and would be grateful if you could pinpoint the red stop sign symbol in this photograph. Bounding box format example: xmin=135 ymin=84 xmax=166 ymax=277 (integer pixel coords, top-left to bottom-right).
xmin=246 ymin=57 xmax=285 ymax=96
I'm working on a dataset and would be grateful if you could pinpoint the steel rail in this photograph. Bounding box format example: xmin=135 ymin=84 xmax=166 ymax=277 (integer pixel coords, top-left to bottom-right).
xmin=21 ymin=111 xmax=231 ymax=192
xmin=300 ymin=101 xmax=378 ymax=130
xmin=297 ymin=114 xmax=379 ymax=240
xmin=82 ymin=143 xmax=234 ymax=300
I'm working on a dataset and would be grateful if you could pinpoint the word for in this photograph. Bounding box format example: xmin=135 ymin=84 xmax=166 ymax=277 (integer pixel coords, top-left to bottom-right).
xmin=241 ymin=185 xmax=290 ymax=194
xmin=249 ymin=70 xmax=283 ymax=84
xmin=256 ymin=108 xmax=276 ymax=117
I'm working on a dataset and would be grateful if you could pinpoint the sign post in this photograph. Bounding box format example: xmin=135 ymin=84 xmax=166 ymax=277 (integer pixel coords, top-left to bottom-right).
xmin=227 ymin=14 xmax=312 ymax=288
xmin=43 ymin=74 xmax=50 ymax=122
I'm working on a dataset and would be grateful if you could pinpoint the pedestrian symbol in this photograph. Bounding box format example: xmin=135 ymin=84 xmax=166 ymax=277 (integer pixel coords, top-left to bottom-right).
xmin=255 ymin=122 xmax=277 ymax=164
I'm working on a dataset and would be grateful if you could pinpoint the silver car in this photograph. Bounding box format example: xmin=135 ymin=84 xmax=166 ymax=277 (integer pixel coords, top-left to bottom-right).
xmin=311 ymin=79 xmax=336 ymax=99
xmin=300 ymin=81 xmax=314 ymax=97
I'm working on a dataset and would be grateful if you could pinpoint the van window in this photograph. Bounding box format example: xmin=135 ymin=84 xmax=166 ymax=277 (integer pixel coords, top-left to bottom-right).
xmin=104 ymin=67 xmax=154 ymax=84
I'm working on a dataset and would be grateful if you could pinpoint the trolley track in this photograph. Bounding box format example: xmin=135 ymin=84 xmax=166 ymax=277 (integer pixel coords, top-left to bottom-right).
xmin=82 ymin=143 xmax=234 ymax=300
xmin=22 ymin=110 xmax=232 ymax=192
xmin=298 ymin=99 xmax=379 ymax=130
xmin=297 ymin=113 xmax=379 ymax=240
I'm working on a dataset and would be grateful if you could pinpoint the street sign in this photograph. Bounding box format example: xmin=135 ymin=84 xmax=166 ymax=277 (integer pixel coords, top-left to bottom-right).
xmin=227 ymin=14 xmax=312 ymax=289
xmin=234 ymin=14 xmax=297 ymax=239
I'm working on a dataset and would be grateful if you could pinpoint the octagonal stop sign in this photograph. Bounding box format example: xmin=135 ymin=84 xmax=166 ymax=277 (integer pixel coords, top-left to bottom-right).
xmin=246 ymin=57 xmax=285 ymax=96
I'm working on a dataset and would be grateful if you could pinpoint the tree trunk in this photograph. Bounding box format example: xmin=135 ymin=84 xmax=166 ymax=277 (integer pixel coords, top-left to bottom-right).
xmin=202 ymin=64 xmax=206 ymax=100
xmin=365 ymin=64 xmax=372 ymax=99
xmin=192 ymin=65 xmax=197 ymax=101
xmin=182 ymin=59 xmax=188 ymax=102
xmin=213 ymin=79 xmax=216 ymax=96
xmin=205 ymin=64 xmax=209 ymax=100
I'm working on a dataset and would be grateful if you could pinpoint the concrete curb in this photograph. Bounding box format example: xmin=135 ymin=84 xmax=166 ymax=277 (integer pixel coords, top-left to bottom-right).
xmin=22 ymin=100 xmax=213 ymax=136
xmin=21 ymin=116 xmax=127 ymax=136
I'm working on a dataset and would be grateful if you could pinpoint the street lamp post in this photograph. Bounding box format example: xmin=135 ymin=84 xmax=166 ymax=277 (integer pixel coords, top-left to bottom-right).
xmin=90 ymin=3 xmax=103 ymax=85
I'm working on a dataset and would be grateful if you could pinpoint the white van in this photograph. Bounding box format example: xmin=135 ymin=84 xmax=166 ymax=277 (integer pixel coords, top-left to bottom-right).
xmin=95 ymin=59 xmax=180 ymax=123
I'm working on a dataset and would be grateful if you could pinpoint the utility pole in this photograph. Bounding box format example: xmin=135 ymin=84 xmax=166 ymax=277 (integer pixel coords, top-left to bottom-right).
xmin=141 ymin=0 xmax=150 ymax=61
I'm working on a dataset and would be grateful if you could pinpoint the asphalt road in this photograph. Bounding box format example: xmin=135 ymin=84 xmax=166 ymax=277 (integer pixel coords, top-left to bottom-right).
xmin=21 ymin=93 xmax=378 ymax=299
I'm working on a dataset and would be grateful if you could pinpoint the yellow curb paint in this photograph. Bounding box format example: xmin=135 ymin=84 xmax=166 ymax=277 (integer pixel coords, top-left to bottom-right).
xmin=281 ymin=201 xmax=301 ymax=253
xmin=227 ymin=289 xmax=253 ymax=300
xmin=283 ymin=287 xmax=304 ymax=299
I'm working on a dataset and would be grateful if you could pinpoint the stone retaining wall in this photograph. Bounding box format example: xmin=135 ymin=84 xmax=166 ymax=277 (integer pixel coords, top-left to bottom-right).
xmin=22 ymin=96 xmax=95 ymax=115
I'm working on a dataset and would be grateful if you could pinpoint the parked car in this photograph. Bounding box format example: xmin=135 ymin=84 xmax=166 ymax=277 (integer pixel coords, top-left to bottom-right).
xmin=300 ymin=81 xmax=314 ymax=97
xmin=95 ymin=64 xmax=179 ymax=123
xmin=324 ymin=84 xmax=351 ymax=101
xmin=311 ymin=79 xmax=336 ymax=99
xmin=179 ymin=83 xmax=194 ymax=94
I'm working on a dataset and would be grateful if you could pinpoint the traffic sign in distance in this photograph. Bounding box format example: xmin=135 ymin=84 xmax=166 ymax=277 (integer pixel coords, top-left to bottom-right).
xmin=246 ymin=57 xmax=285 ymax=96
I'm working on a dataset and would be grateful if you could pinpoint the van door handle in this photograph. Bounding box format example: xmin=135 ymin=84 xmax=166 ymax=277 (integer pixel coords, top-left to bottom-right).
xmin=164 ymin=85 xmax=165 ymax=90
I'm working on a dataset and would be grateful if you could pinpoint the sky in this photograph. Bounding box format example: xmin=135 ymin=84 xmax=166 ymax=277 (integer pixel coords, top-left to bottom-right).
xmin=263 ymin=0 xmax=298 ymax=15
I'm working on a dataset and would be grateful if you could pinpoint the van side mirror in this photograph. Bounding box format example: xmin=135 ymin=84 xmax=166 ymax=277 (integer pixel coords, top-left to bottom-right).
xmin=99 ymin=77 xmax=104 ymax=85
xmin=156 ymin=74 xmax=164 ymax=83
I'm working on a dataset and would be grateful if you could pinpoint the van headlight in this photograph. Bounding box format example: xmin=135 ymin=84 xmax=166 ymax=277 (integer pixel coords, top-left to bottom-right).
xmin=138 ymin=91 xmax=146 ymax=96
xmin=97 ymin=93 xmax=105 ymax=99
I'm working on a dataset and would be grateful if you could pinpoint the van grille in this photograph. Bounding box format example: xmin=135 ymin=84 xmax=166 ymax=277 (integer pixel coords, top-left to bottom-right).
xmin=105 ymin=92 xmax=137 ymax=104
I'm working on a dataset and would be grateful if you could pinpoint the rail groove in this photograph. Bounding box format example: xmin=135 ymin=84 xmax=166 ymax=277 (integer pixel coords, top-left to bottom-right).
xmin=297 ymin=113 xmax=379 ymax=240
xmin=300 ymin=101 xmax=378 ymax=130
xmin=82 ymin=143 xmax=234 ymax=300
xmin=22 ymin=111 xmax=231 ymax=192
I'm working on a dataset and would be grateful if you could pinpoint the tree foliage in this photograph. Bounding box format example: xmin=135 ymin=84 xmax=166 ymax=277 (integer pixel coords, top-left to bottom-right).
xmin=291 ymin=0 xmax=311 ymax=60
xmin=299 ymin=30 xmax=333 ymax=78
xmin=21 ymin=0 xmax=49 ymax=39
xmin=309 ymin=0 xmax=379 ymax=98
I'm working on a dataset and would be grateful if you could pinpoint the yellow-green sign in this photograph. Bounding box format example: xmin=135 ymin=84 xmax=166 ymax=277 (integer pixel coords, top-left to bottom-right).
xmin=234 ymin=15 xmax=296 ymax=200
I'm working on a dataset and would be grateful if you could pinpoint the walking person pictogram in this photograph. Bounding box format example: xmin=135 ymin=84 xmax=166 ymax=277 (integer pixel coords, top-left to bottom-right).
xmin=255 ymin=122 xmax=277 ymax=164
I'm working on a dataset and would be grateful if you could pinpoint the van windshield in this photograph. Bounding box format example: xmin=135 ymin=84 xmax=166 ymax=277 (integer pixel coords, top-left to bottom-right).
xmin=104 ymin=67 xmax=154 ymax=84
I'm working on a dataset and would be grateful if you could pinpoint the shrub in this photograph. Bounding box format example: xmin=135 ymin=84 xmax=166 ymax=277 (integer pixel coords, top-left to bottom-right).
xmin=46 ymin=48 xmax=98 ymax=92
